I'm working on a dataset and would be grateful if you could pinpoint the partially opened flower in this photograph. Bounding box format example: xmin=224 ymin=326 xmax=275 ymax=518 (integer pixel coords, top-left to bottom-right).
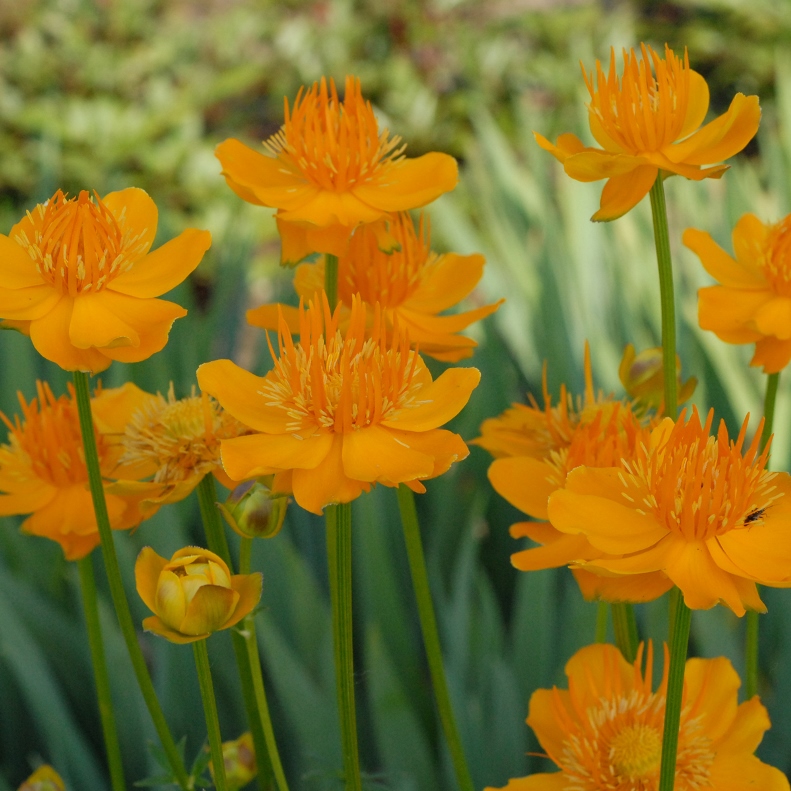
xmin=0 ymin=381 xmax=151 ymax=560
xmin=485 ymin=643 xmax=789 ymax=791
xmin=215 ymin=76 xmax=458 ymax=264
xmin=535 ymin=43 xmax=760 ymax=221
xmin=687 ymin=213 xmax=791 ymax=373
xmin=247 ymin=212 xmax=502 ymax=361
xmin=548 ymin=408 xmax=791 ymax=615
xmin=198 ymin=294 xmax=479 ymax=514
xmin=0 ymin=188 xmax=211 ymax=373
xmin=135 ymin=546 xmax=262 ymax=644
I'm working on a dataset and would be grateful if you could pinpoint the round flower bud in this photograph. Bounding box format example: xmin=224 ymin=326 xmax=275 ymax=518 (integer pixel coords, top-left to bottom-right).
xmin=210 ymin=732 xmax=257 ymax=790
xmin=219 ymin=480 xmax=288 ymax=540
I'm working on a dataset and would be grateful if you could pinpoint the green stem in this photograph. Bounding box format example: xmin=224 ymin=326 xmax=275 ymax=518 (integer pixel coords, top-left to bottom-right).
xmin=325 ymin=253 xmax=339 ymax=310
xmin=594 ymin=602 xmax=608 ymax=644
xmin=193 ymin=640 xmax=227 ymax=791
xmin=649 ymin=175 xmax=678 ymax=419
xmin=72 ymin=371 xmax=190 ymax=790
xmin=239 ymin=536 xmax=253 ymax=576
xmin=611 ymin=602 xmax=639 ymax=663
xmin=658 ymin=592 xmax=692 ymax=791
xmin=326 ymin=503 xmax=361 ymax=791
xmin=397 ymin=485 xmax=475 ymax=791
xmin=196 ymin=475 xmax=288 ymax=791
xmin=77 ymin=554 xmax=126 ymax=791
xmin=745 ymin=371 xmax=780 ymax=699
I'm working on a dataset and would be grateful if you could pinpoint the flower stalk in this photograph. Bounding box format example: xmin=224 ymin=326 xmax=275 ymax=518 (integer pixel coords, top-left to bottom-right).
xmin=193 ymin=639 xmax=228 ymax=791
xmin=594 ymin=602 xmax=608 ymax=643
xmin=397 ymin=485 xmax=475 ymax=791
xmin=72 ymin=371 xmax=190 ymax=790
xmin=325 ymin=253 xmax=339 ymax=310
xmin=77 ymin=553 xmax=126 ymax=791
xmin=610 ymin=602 xmax=639 ymax=663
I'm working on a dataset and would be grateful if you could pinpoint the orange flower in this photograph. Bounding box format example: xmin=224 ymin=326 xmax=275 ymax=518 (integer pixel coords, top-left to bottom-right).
xmin=535 ymin=44 xmax=760 ymax=221
xmin=687 ymin=213 xmax=791 ymax=373
xmin=247 ymin=212 xmax=502 ymax=361
xmin=198 ymin=294 xmax=479 ymax=514
xmin=485 ymin=643 xmax=789 ymax=791
xmin=0 ymin=189 xmax=211 ymax=373
xmin=135 ymin=546 xmax=262 ymax=644
xmin=548 ymin=408 xmax=791 ymax=615
xmin=478 ymin=347 xmax=670 ymax=602
xmin=215 ymin=76 xmax=458 ymax=263
xmin=0 ymin=381 xmax=151 ymax=560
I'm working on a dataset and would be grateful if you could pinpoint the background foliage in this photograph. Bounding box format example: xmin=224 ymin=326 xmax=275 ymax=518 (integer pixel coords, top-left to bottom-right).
xmin=2 ymin=0 xmax=791 ymax=788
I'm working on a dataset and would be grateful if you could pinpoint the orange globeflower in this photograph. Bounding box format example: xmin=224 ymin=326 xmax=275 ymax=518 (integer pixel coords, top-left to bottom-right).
xmin=535 ymin=44 xmax=760 ymax=222
xmin=215 ymin=76 xmax=458 ymax=264
xmin=247 ymin=212 xmax=503 ymax=362
xmin=0 ymin=189 xmax=211 ymax=373
xmin=0 ymin=381 xmax=151 ymax=560
xmin=478 ymin=347 xmax=671 ymax=602
xmin=197 ymin=294 xmax=479 ymax=515
xmin=548 ymin=409 xmax=791 ymax=616
xmin=687 ymin=213 xmax=791 ymax=373
xmin=486 ymin=643 xmax=789 ymax=791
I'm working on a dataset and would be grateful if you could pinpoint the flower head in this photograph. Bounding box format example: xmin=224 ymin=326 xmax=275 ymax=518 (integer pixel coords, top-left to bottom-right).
xmin=0 ymin=381 xmax=150 ymax=560
xmin=535 ymin=44 xmax=760 ymax=221
xmin=17 ymin=766 xmax=65 ymax=791
xmin=486 ymin=643 xmax=788 ymax=791
xmin=215 ymin=76 xmax=458 ymax=262
xmin=135 ymin=546 xmax=262 ymax=644
xmin=198 ymin=294 xmax=479 ymax=514
xmin=247 ymin=212 xmax=502 ymax=361
xmin=210 ymin=732 xmax=257 ymax=791
xmin=687 ymin=213 xmax=791 ymax=373
xmin=548 ymin=408 xmax=791 ymax=615
xmin=0 ymin=188 xmax=211 ymax=372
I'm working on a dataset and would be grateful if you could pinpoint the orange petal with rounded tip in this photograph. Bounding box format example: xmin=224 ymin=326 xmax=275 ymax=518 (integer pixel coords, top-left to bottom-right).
xmin=533 ymin=131 xmax=587 ymax=163
xmin=385 ymin=427 xmax=469 ymax=480
xmin=277 ymin=216 xmax=354 ymax=260
xmin=135 ymin=546 xmax=168 ymax=613
xmin=0 ymin=284 xmax=62 ymax=321
xmin=383 ymin=367 xmax=480 ymax=432
xmin=511 ymin=533 xmax=593 ymax=571
xmin=180 ymin=584 xmax=239 ymax=635
xmin=683 ymin=228 xmax=766 ymax=289
xmin=109 ymin=228 xmax=211 ymax=299
xmin=246 ymin=303 xmax=302 ymax=333
xmin=69 ymin=292 xmax=140 ymax=349
xmin=225 ymin=572 xmax=263 ymax=629
xmin=0 ymin=235 xmax=45 ymax=288
xmin=716 ymin=697 xmax=771 ymax=753
xmin=591 ymin=165 xmax=658 ymax=222
xmin=554 ymin=466 xmax=627 ymax=503
xmin=678 ymin=70 xmax=711 ymax=139
xmin=754 ymin=297 xmax=791 ymax=339
xmin=698 ymin=286 xmax=772 ymax=341
xmin=573 ymin=568 xmax=673 ymax=603
xmin=102 ymin=187 xmax=159 ymax=257
xmin=352 ymin=152 xmax=458 ymax=212
xmin=197 ymin=360 xmax=292 ymax=433
xmin=142 ymin=615 xmax=208 ymax=644
xmin=91 ymin=381 xmax=158 ymax=436
xmin=565 ymin=643 xmax=635 ymax=702
xmin=221 ymin=432 xmax=334 ymax=479
xmin=706 ymin=753 xmax=790 ymax=791
xmin=733 ymin=213 xmax=769 ymax=266
xmin=488 ymin=457 xmax=559 ymax=521
xmin=403 ymin=253 xmax=485 ymax=313
xmin=484 ymin=775 xmax=567 ymax=791
xmin=526 ymin=687 xmax=573 ymax=763
xmin=751 ymin=336 xmax=791 ymax=373
xmin=586 ymin=536 xmax=673 ymax=575
xmin=279 ymin=190 xmax=384 ymax=227
xmin=564 ymin=150 xmax=648 ymax=182
xmin=0 ymin=484 xmax=57 ymax=516
xmin=342 ymin=424 xmax=435 ymax=484
xmin=292 ymin=434 xmax=368 ymax=514
xmin=684 ymin=656 xmax=740 ymax=743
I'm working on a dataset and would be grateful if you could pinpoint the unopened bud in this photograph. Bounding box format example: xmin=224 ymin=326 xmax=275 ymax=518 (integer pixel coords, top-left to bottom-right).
xmin=619 ymin=343 xmax=696 ymax=412
xmin=18 ymin=766 xmax=65 ymax=791
xmin=219 ymin=480 xmax=288 ymax=539
xmin=210 ymin=732 xmax=257 ymax=790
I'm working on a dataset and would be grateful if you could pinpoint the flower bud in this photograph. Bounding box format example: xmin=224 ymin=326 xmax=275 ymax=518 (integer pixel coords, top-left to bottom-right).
xmin=18 ymin=766 xmax=64 ymax=791
xmin=210 ymin=732 xmax=257 ymax=790
xmin=219 ymin=480 xmax=288 ymax=539
xmin=619 ymin=344 xmax=696 ymax=412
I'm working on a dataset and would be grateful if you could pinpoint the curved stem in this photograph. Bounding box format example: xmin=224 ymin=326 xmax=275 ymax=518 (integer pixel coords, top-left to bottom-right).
xmin=77 ymin=554 xmax=126 ymax=791
xmin=745 ymin=371 xmax=780 ymax=699
xmin=326 ymin=503 xmax=362 ymax=791
xmin=196 ymin=475 xmax=288 ymax=791
xmin=325 ymin=253 xmax=339 ymax=310
xmin=193 ymin=640 xmax=227 ymax=791
xmin=611 ymin=603 xmax=639 ymax=663
xmin=594 ymin=602 xmax=608 ymax=643
xmin=72 ymin=371 xmax=189 ymax=790
xmin=649 ymin=176 xmax=678 ymax=419
xmin=397 ymin=485 xmax=475 ymax=791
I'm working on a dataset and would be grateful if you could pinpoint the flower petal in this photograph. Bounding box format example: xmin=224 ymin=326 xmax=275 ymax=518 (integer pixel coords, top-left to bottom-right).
xmin=385 ymin=427 xmax=469 ymax=480
xmin=706 ymin=753 xmax=790 ymax=791
xmin=733 ymin=213 xmax=768 ymax=267
xmin=102 ymin=188 xmax=158 ymax=257
xmin=155 ymin=569 xmax=188 ymax=629
xmin=180 ymin=584 xmax=239 ymax=635
xmin=135 ymin=546 xmax=168 ymax=614
xmin=246 ymin=303 xmax=302 ymax=334
xmin=221 ymin=432 xmax=334 ymax=479
xmin=678 ymin=70 xmax=711 ymax=138
xmin=698 ymin=286 xmax=772 ymax=343
xmin=754 ymin=297 xmax=791 ymax=339
xmin=109 ymin=229 xmax=211 ymax=299
xmin=716 ymin=697 xmax=771 ymax=754
xmin=573 ymin=568 xmax=673 ymax=603
xmin=683 ymin=228 xmax=766 ymax=289
xmin=279 ymin=191 xmax=384 ymax=227
xmin=0 ymin=483 xmax=57 ymax=516
xmin=277 ymin=216 xmax=354 ymax=260
xmin=526 ymin=688 xmax=573 ymax=764
xmin=750 ymin=336 xmax=791 ymax=373
xmin=225 ymin=573 xmax=264 ymax=629
xmin=142 ymin=615 xmax=208 ymax=644
xmin=488 ymin=456 xmax=560 ymax=521
xmin=591 ymin=165 xmax=658 ymax=222
xmin=0 ymin=234 xmax=46 ymax=288
xmin=0 ymin=284 xmax=63 ymax=320
xmin=484 ymin=775 xmax=568 ymax=791
xmin=564 ymin=151 xmax=648 ymax=183
xmin=533 ymin=131 xmax=587 ymax=164
xmin=69 ymin=292 xmax=141 ymax=349
xmin=684 ymin=656 xmax=740 ymax=743
xmin=403 ymin=253 xmax=485 ymax=313
xmin=342 ymin=424 xmax=435 ymax=484
xmin=511 ymin=533 xmax=594 ymax=572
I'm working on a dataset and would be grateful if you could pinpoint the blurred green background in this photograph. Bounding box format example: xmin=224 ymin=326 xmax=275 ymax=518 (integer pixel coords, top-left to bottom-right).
xmin=2 ymin=0 xmax=791 ymax=788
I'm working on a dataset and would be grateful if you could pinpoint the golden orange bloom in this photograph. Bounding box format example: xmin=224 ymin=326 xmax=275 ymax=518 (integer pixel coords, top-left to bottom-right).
xmin=198 ymin=294 xmax=479 ymax=515
xmin=135 ymin=546 xmax=262 ymax=644
xmin=535 ymin=44 xmax=760 ymax=222
xmin=0 ymin=188 xmax=211 ymax=373
xmin=105 ymin=384 xmax=250 ymax=517
xmin=478 ymin=347 xmax=671 ymax=602
xmin=548 ymin=409 xmax=791 ymax=615
xmin=211 ymin=732 xmax=257 ymax=791
xmin=0 ymin=381 xmax=151 ymax=560
xmin=215 ymin=76 xmax=458 ymax=263
xmin=619 ymin=343 xmax=696 ymax=413
xmin=687 ymin=213 xmax=791 ymax=373
xmin=247 ymin=212 xmax=502 ymax=362
xmin=17 ymin=766 xmax=65 ymax=791
xmin=485 ymin=643 xmax=789 ymax=791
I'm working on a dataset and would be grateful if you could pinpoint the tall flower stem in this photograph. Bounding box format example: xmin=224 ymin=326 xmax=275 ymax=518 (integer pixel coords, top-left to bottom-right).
xmin=193 ymin=639 xmax=228 ymax=791
xmin=325 ymin=253 xmax=340 ymax=310
xmin=594 ymin=602 xmax=608 ymax=643
xmin=77 ymin=554 xmax=126 ymax=791
xmin=325 ymin=502 xmax=362 ymax=791
xmin=649 ymin=175 xmax=678 ymax=419
xmin=611 ymin=603 xmax=639 ymax=663
xmin=196 ymin=475 xmax=289 ymax=791
xmin=658 ymin=592 xmax=692 ymax=791
xmin=72 ymin=371 xmax=190 ymax=790
xmin=397 ymin=485 xmax=475 ymax=791
xmin=745 ymin=370 xmax=780 ymax=699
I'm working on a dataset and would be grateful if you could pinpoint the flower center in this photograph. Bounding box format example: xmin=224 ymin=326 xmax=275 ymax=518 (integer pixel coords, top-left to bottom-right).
xmin=263 ymin=76 xmax=406 ymax=192
xmin=14 ymin=190 xmax=149 ymax=296
xmin=762 ymin=216 xmax=791 ymax=297
xmin=610 ymin=724 xmax=662 ymax=779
